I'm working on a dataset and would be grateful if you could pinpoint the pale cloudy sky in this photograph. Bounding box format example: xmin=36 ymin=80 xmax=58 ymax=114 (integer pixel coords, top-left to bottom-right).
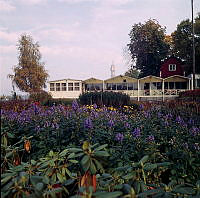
xmin=0 ymin=0 xmax=199 ymax=95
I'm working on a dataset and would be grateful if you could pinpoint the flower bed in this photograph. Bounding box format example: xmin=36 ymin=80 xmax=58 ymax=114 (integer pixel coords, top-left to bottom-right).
xmin=1 ymin=100 xmax=200 ymax=197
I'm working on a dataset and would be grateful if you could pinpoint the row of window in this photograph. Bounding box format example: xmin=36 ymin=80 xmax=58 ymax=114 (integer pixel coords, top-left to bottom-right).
xmin=50 ymin=82 xmax=80 ymax=91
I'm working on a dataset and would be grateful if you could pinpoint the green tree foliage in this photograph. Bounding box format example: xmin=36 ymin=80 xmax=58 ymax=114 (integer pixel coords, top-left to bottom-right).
xmin=12 ymin=34 xmax=49 ymax=93
xmin=124 ymin=68 xmax=140 ymax=78
xmin=172 ymin=13 xmax=200 ymax=74
xmin=128 ymin=19 xmax=169 ymax=77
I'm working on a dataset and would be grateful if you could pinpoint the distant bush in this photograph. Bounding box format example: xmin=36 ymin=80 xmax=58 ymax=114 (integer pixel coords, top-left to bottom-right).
xmin=43 ymin=98 xmax=74 ymax=106
xmin=29 ymin=90 xmax=52 ymax=104
xmin=79 ymin=91 xmax=130 ymax=107
xmin=178 ymin=89 xmax=200 ymax=101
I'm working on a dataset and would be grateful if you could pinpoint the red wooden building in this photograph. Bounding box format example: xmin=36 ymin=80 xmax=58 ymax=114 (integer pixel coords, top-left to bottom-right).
xmin=160 ymin=57 xmax=184 ymax=78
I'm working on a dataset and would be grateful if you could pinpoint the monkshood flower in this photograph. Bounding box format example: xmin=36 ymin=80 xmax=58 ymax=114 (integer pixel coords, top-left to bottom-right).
xmin=188 ymin=118 xmax=194 ymax=125
xmin=176 ymin=116 xmax=184 ymax=125
xmin=124 ymin=122 xmax=130 ymax=129
xmin=182 ymin=142 xmax=189 ymax=149
xmin=93 ymin=103 xmax=97 ymax=109
xmin=108 ymin=120 xmax=115 ymax=128
xmin=35 ymin=125 xmax=41 ymax=133
xmin=84 ymin=117 xmax=93 ymax=129
xmin=139 ymin=104 xmax=144 ymax=110
xmin=72 ymin=100 xmax=79 ymax=111
xmin=115 ymin=133 xmax=124 ymax=142
xmin=132 ymin=127 xmax=141 ymax=138
xmin=143 ymin=111 xmax=150 ymax=118
xmin=190 ymin=127 xmax=200 ymax=136
xmin=146 ymin=135 xmax=155 ymax=142
xmin=52 ymin=123 xmax=59 ymax=129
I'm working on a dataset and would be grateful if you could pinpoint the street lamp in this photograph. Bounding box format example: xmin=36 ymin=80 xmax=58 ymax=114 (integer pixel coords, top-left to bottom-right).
xmin=191 ymin=0 xmax=196 ymax=89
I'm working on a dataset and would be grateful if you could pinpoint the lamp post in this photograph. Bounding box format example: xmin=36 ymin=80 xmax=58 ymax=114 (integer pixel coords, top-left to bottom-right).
xmin=191 ymin=0 xmax=196 ymax=89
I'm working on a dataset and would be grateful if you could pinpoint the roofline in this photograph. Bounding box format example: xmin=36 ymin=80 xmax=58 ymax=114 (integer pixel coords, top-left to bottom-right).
xmin=48 ymin=78 xmax=82 ymax=83
xmin=139 ymin=75 xmax=163 ymax=81
xmin=105 ymin=75 xmax=137 ymax=81
xmin=163 ymin=75 xmax=189 ymax=80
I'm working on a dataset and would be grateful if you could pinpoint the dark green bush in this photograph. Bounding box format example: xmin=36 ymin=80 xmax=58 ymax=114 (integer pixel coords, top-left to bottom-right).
xmin=43 ymin=98 xmax=74 ymax=106
xmin=79 ymin=91 xmax=130 ymax=107
xmin=29 ymin=90 xmax=52 ymax=104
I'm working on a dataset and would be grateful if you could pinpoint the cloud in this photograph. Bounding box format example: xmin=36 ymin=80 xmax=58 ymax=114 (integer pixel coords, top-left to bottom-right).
xmin=0 ymin=30 xmax=19 ymax=43
xmin=0 ymin=0 xmax=15 ymax=12
xmin=17 ymin=0 xmax=48 ymax=6
xmin=0 ymin=45 xmax=16 ymax=54
xmin=58 ymin=0 xmax=97 ymax=3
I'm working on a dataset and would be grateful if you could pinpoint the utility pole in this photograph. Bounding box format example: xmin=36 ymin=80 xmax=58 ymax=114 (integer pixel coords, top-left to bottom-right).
xmin=191 ymin=0 xmax=196 ymax=89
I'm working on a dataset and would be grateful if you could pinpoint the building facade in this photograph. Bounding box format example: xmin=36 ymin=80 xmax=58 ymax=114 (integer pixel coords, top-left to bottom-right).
xmin=48 ymin=57 xmax=199 ymax=101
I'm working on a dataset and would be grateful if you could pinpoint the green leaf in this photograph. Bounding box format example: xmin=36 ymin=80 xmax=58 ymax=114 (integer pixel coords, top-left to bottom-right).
xmin=35 ymin=182 xmax=44 ymax=191
xmin=93 ymin=191 xmax=123 ymax=198
xmin=172 ymin=187 xmax=195 ymax=195
xmin=81 ymin=155 xmax=90 ymax=165
xmin=94 ymin=151 xmax=109 ymax=157
xmin=139 ymin=155 xmax=149 ymax=165
xmin=94 ymin=144 xmax=108 ymax=152
xmin=59 ymin=149 xmax=68 ymax=157
xmin=122 ymin=172 xmax=136 ymax=180
xmin=143 ymin=163 xmax=157 ymax=171
xmin=68 ymin=148 xmax=82 ymax=153
xmin=93 ymin=159 xmax=104 ymax=172
xmin=67 ymin=153 xmax=76 ymax=159
xmin=1 ymin=176 xmax=13 ymax=184
xmin=69 ymin=160 xmax=78 ymax=164
xmin=57 ymin=173 xmax=64 ymax=183
xmin=65 ymin=168 xmax=72 ymax=177
xmin=90 ymin=161 xmax=97 ymax=175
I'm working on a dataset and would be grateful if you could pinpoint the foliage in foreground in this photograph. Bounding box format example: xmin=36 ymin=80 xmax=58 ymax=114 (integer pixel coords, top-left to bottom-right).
xmin=1 ymin=100 xmax=200 ymax=197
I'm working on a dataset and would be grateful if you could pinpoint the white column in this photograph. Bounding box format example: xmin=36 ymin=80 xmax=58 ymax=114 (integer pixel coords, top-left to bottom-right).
xmin=162 ymin=79 xmax=164 ymax=102
xmin=149 ymin=82 xmax=151 ymax=96
xmin=137 ymin=80 xmax=140 ymax=101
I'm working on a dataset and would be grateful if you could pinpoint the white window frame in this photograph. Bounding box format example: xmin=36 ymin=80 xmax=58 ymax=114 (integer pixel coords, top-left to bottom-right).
xmin=56 ymin=83 xmax=61 ymax=91
xmin=169 ymin=64 xmax=176 ymax=71
xmin=50 ymin=83 xmax=55 ymax=91
xmin=61 ymin=83 xmax=67 ymax=91
xmin=68 ymin=82 xmax=73 ymax=91
xmin=74 ymin=82 xmax=80 ymax=91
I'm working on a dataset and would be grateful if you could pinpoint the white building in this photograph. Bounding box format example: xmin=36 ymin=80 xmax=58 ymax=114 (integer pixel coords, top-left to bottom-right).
xmin=48 ymin=79 xmax=82 ymax=99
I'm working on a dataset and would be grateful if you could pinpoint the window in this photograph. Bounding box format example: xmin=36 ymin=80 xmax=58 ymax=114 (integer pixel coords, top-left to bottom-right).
xmin=56 ymin=83 xmax=60 ymax=91
xmin=169 ymin=82 xmax=174 ymax=89
xmin=106 ymin=83 xmax=112 ymax=90
xmin=128 ymin=83 xmax=133 ymax=90
xmin=62 ymin=83 xmax=66 ymax=91
xmin=122 ymin=83 xmax=127 ymax=90
xmin=112 ymin=84 xmax=116 ymax=90
xmin=68 ymin=83 xmax=73 ymax=91
xmin=74 ymin=82 xmax=80 ymax=91
xmin=50 ymin=83 xmax=55 ymax=91
xmin=117 ymin=84 xmax=123 ymax=90
xmin=169 ymin=64 xmax=176 ymax=71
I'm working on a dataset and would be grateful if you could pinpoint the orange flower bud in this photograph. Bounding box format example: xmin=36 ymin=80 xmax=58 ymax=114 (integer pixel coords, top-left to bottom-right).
xmin=24 ymin=140 xmax=31 ymax=153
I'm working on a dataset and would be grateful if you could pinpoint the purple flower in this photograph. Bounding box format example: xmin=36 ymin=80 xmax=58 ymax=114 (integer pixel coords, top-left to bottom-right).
xmin=115 ymin=133 xmax=124 ymax=142
xmin=124 ymin=122 xmax=130 ymax=129
xmin=84 ymin=117 xmax=93 ymax=129
xmin=176 ymin=116 xmax=184 ymax=125
xmin=139 ymin=104 xmax=144 ymax=110
xmin=132 ymin=127 xmax=141 ymax=138
xmin=108 ymin=120 xmax=115 ymax=128
xmin=188 ymin=118 xmax=194 ymax=125
xmin=146 ymin=135 xmax=155 ymax=142
xmin=72 ymin=100 xmax=79 ymax=111
xmin=190 ymin=127 xmax=200 ymax=136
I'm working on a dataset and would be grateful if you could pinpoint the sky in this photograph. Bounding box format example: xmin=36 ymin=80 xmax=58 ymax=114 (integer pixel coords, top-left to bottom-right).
xmin=0 ymin=0 xmax=200 ymax=95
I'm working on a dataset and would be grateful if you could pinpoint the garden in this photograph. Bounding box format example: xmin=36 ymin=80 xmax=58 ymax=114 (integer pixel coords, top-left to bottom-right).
xmin=1 ymin=97 xmax=200 ymax=198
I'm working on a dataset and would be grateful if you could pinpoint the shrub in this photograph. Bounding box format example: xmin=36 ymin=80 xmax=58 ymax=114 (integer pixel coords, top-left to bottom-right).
xmin=178 ymin=89 xmax=200 ymax=101
xmin=43 ymin=98 xmax=74 ymax=106
xmin=79 ymin=91 xmax=130 ymax=107
xmin=29 ymin=90 xmax=52 ymax=104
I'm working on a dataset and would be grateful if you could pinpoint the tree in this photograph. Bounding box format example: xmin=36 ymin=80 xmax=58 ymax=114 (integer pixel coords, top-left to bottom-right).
xmin=12 ymin=34 xmax=49 ymax=93
xmin=124 ymin=68 xmax=140 ymax=78
xmin=171 ymin=13 xmax=200 ymax=74
xmin=128 ymin=19 xmax=169 ymax=77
